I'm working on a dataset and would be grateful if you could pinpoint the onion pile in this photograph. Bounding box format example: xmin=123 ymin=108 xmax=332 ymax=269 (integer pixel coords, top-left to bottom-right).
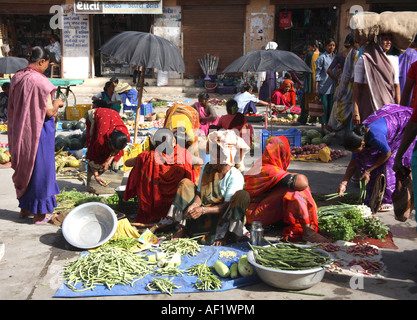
xmin=291 ymin=144 xmax=348 ymax=161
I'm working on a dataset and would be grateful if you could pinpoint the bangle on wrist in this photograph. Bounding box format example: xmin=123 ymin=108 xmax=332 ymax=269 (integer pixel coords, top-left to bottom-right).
xmin=340 ymin=182 xmax=347 ymax=186
xmin=192 ymin=202 xmax=200 ymax=207
xmin=202 ymin=207 xmax=206 ymax=215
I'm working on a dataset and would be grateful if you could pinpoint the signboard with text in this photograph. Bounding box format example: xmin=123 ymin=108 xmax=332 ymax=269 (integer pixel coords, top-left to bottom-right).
xmin=74 ymin=1 xmax=163 ymax=14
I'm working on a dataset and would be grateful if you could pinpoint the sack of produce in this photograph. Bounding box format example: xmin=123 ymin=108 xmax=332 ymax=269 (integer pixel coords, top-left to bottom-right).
xmin=379 ymin=11 xmax=417 ymax=51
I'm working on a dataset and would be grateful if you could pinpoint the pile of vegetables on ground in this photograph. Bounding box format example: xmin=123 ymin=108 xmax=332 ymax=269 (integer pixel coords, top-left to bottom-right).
xmin=269 ymin=113 xmax=299 ymax=124
xmin=249 ymin=241 xmax=333 ymax=271
xmin=62 ymin=234 xmax=255 ymax=294
xmin=0 ymin=147 xmax=11 ymax=164
xmin=317 ymin=204 xmax=390 ymax=241
xmin=55 ymin=132 xmax=86 ymax=152
xmin=288 ymin=129 xmax=348 ymax=162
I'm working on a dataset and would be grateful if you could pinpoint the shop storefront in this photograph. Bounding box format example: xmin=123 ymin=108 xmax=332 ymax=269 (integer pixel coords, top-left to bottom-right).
xmin=0 ymin=2 xmax=63 ymax=61
xmin=271 ymin=0 xmax=345 ymax=56
xmin=178 ymin=0 xmax=247 ymax=78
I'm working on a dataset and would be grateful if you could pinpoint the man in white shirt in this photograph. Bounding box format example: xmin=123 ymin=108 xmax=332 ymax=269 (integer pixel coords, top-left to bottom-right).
xmin=234 ymin=84 xmax=274 ymax=114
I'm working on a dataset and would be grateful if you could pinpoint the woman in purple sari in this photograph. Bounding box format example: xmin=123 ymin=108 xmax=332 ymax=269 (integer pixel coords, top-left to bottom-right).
xmin=337 ymin=104 xmax=416 ymax=212
xmin=398 ymin=40 xmax=417 ymax=107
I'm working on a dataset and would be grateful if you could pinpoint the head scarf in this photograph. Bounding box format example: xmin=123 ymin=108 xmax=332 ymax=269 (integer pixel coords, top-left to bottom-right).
xmin=279 ymin=79 xmax=295 ymax=93
xmin=244 ymin=136 xmax=292 ymax=197
xmin=207 ymin=130 xmax=250 ymax=167
xmin=171 ymin=114 xmax=195 ymax=143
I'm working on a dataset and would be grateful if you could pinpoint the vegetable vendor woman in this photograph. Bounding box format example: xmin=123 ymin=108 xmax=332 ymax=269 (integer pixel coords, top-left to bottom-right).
xmin=8 ymin=46 xmax=64 ymax=224
xmin=244 ymin=135 xmax=330 ymax=243
xmin=166 ymin=130 xmax=251 ymax=246
xmin=124 ymin=128 xmax=194 ymax=224
xmin=338 ymin=104 xmax=416 ymax=213
xmin=85 ymin=108 xmax=129 ymax=187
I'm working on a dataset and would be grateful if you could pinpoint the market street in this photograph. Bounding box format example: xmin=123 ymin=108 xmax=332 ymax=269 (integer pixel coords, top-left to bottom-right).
xmin=0 ymin=95 xmax=417 ymax=301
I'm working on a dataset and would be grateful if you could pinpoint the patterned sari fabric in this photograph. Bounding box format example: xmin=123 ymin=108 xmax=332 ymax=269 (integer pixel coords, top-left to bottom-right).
xmin=85 ymin=108 xmax=129 ymax=169
xmin=124 ymin=145 xmax=193 ymax=224
xmin=244 ymin=136 xmax=319 ymax=240
xmin=328 ymin=48 xmax=359 ymax=132
xmin=399 ymin=48 xmax=417 ymax=107
xmin=356 ymin=104 xmax=416 ymax=205
xmin=169 ymin=168 xmax=250 ymax=239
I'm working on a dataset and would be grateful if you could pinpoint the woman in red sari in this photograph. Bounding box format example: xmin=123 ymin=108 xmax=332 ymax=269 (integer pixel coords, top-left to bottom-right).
xmin=124 ymin=128 xmax=193 ymax=224
xmin=244 ymin=136 xmax=330 ymax=243
xmin=271 ymin=79 xmax=301 ymax=114
xmin=85 ymin=107 xmax=129 ymax=186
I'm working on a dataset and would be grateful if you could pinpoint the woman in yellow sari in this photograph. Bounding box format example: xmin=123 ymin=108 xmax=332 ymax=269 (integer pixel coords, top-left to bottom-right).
xmin=164 ymin=103 xmax=202 ymax=182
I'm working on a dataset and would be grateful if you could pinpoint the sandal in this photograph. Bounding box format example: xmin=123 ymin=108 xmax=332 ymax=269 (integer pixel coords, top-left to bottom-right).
xmin=34 ymin=213 xmax=54 ymax=225
xmin=379 ymin=203 xmax=393 ymax=212
xmin=369 ymin=174 xmax=386 ymax=214
xmin=19 ymin=209 xmax=33 ymax=219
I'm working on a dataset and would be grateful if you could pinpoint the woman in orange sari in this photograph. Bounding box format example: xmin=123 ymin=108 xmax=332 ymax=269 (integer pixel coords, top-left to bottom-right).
xmin=124 ymin=128 xmax=193 ymax=224
xmin=244 ymin=136 xmax=330 ymax=243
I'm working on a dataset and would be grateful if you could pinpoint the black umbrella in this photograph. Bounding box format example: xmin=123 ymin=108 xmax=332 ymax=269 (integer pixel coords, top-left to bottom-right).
xmin=223 ymin=49 xmax=312 ymax=130
xmin=100 ymin=31 xmax=185 ymax=142
xmin=0 ymin=56 xmax=28 ymax=75
xmin=222 ymin=49 xmax=312 ymax=73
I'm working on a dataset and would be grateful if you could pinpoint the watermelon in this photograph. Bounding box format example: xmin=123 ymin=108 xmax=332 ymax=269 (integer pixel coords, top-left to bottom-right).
xmin=301 ymin=136 xmax=310 ymax=146
xmin=74 ymin=121 xmax=86 ymax=130
xmin=306 ymin=129 xmax=322 ymax=140
xmin=70 ymin=121 xmax=78 ymax=130
xmin=61 ymin=121 xmax=72 ymax=130
xmin=311 ymin=137 xmax=323 ymax=145
xmin=322 ymin=134 xmax=333 ymax=146
xmin=68 ymin=138 xmax=83 ymax=150
xmin=55 ymin=138 xmax=68 ymax=152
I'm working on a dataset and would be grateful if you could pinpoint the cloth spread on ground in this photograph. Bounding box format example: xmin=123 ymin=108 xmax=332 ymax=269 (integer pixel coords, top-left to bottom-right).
xmin=8 ymin=66 xmax=56 ymax=199
xmin=53 ymin=243 xmax=260 ymax=298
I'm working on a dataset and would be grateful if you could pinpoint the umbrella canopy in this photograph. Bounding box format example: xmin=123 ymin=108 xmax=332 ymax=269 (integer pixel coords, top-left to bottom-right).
xmin=0 ymin=56 xmax=28 ymax=74
xmin=100 ymin=31 xmax=185 ymax=73
xmin=222 ymin=49 xmax=312 ymax=74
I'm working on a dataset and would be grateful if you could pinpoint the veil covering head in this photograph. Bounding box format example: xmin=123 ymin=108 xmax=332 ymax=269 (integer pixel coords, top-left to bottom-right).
xmin=207 ymin=130 xmax=250 ymax=167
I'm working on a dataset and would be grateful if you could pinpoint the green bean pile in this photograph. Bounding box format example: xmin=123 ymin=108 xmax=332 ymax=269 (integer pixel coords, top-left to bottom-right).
xmin=63 ymin=247 xmax=154 ymax=291
xmin=146 ymin=278 xmax=181 ymax=296
xmin=186 ymin=263 xmax=222 ymax=291
xmin=249 ymin=242 xmax=333 ymax=271
xmin=160 ymin=237 xmax=202 ymax=257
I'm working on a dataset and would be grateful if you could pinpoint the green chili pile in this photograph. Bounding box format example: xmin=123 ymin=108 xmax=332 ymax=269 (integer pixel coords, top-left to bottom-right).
xmin=249 ymin=242 xmax=333 ymax=271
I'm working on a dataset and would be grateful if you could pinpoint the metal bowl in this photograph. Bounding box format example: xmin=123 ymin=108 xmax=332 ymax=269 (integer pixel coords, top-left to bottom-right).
xmin=275 ymin=105 xmax=286 ymax=112
xmin=62 ymin=202 xmax=118 ymax=249
xmin=247 ymin=245 xmax=332 ymax=290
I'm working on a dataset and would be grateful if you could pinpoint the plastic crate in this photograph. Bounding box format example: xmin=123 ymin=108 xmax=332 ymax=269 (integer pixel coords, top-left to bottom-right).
xmin=140 ymin=103 xmax=153 ymax=116
xmin=66 ymin=104 xmax=92 ymax=121
xmin=260 ymin=128 xmax=301 ymax=152
xmin=122 ymin=137 xmax=150 ymax=171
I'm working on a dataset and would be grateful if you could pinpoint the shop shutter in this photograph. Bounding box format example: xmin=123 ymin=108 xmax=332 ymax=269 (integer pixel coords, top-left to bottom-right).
xmin=182 ymin=5 xmax=245 ymax=77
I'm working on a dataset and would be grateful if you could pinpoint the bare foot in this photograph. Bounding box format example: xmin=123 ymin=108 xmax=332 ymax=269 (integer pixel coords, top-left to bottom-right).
xmin=19 ymin=208 xmax=32 ymax=219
